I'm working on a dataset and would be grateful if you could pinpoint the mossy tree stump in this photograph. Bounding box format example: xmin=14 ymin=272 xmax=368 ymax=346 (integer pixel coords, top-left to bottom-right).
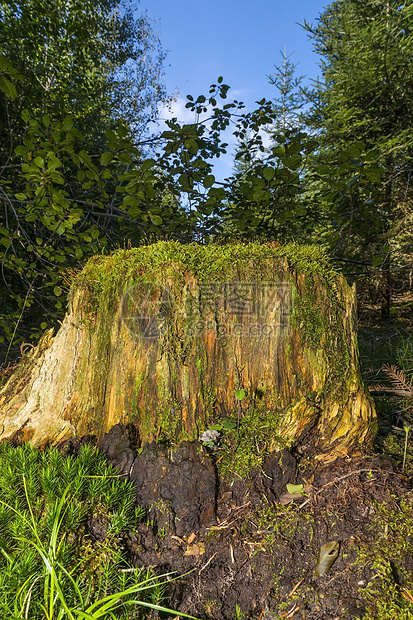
xmin=0 ymin=242 xmax=376 ymax=460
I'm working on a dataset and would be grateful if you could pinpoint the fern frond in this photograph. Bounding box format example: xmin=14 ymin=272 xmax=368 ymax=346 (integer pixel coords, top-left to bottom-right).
xmin=382 ymin=363 xmax=413 ymax=396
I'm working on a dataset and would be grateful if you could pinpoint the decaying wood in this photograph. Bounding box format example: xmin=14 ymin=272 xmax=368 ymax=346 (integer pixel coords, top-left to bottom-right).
xmin=0 ymin=243 xmax=376 ymax=460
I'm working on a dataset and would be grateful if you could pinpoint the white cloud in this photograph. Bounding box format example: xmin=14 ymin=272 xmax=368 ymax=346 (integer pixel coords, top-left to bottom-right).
xmin=260 ymin=127 xmax=273 ymax=151
xmin=155 ymin=93 xmax=274 ymax=182
xmin=157 ymin=96 xmax=209 ymax=129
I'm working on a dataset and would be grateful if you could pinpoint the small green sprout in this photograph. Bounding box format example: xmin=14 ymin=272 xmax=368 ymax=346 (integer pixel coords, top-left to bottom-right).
xmin=235 ymin=389 xmax=246 ymax=401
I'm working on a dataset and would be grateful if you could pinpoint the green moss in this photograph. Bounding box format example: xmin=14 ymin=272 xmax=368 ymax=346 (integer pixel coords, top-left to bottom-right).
xmin=259 ymin=505 xmax=307 ymax=542
xmin=199 ymin=385 xmax=216 ymax=418
xmin=291 ymin=274 xmax=351 ymax=396
xmin=156 ymin=403 xmax=186 ymax=443
xmin=292 ymin=282 xmax=326 ymax=350
xmin=356 ymin=497 xmax=413 ymax=619
xmin=217 ymin=404 xmax=292 ymax=478
xmin=73 ymin=240 xmax=338 ymax=304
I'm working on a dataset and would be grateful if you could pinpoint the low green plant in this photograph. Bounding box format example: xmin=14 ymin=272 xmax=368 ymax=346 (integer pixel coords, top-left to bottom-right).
xmin=233 ymin=602 xmax=245 ymax=620
xmin=234 ymin=389 xmax=246 ymax=401
xmin=379 ymin=335 xmax=413 ymax=473
xmin=234 ymin=389 xmax=246 ymax=452
xmin=208 ymin=419 xmax=237 ymax=433
xmin=217 ymin=404 xmax=290 ymax=478
xmin=0 ymin=442 xmax=198 ymax=619
xmin=356 ymin=498 xmax=413 ymax=619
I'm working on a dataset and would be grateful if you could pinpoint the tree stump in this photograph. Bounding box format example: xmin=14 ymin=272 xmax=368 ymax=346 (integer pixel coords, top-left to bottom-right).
xmin=0 ymin=241 xmax=376 ymax=461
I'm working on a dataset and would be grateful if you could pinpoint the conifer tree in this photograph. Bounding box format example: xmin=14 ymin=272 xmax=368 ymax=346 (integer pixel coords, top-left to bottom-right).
xmin=303 ymin=0 xmax=413 ymax=315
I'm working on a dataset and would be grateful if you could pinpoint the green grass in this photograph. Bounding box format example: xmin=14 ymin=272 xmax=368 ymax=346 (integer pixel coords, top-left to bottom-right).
xmin=0 ymin=442 xmax=198 ymax=620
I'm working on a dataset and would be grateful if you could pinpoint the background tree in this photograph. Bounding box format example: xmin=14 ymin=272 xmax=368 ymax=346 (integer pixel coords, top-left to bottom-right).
xmin=267 ymin=48 xmax=306 ymax=138
xmin=0 ymin=0 xmax=168 ymax=356
xmin=302 ymin=0 xmax=413 ymax=315
xmin=0 ymin=0 xmax=165 ymax=148
xmin=223 ymin=52 xmax=317 ymax=240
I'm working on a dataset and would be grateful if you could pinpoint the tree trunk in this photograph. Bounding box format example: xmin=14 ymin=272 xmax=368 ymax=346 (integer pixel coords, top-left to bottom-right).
xmin=0 ymin=241 xmax=376 ymax=462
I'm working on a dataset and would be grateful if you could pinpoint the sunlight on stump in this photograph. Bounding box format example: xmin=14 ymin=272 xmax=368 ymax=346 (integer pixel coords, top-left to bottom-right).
xmin=0 ymin=241 xmax=376 ymax=461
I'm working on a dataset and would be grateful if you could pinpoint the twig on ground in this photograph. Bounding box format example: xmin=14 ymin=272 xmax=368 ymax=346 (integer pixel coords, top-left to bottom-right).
xmin=297 ymin=468 xmax=401 ymax=510
xmin=199 ymin=552 xmax=218 ymax=575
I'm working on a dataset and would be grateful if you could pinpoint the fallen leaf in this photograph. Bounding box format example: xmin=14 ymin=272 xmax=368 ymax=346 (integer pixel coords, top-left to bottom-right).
xmin=279 ymin=493 xmax=303 ymax=505
xmin=184 ymin=542 xmax=205 ymax=557
xmin=184 ymin=544 xmax=199 ymax=557
xmin=286 ymin=483 xmax=304 ymax=495
xmin=314 ymin=541 xmax=340 ymax=578
xmin=220 ymin=491 xmax=232 ymax=503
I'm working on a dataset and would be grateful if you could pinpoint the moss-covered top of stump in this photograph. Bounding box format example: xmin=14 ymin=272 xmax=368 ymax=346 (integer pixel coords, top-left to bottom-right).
xmin=72 ymin=240 xmax=344 ymax=364
xmin=73 ymin=240 xmax=338 ymax=298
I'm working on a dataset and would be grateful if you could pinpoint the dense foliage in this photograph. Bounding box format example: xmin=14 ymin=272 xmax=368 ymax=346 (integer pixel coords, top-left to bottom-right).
xmin=1 ymin=0 xmax=412 ymax=355
xmin=0 ymin=0 xmax=168 ymax=351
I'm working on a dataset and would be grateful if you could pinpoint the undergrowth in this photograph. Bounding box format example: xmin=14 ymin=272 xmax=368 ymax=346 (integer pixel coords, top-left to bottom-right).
xmin=357 ymin=497 xmax=413 ymax=620
xmin=0 ymin=442 xmax=196 ymax=619
xmin=357 ymin=312 xmax=413 ymax=618
xmin=359 ymin=325 xmax=413 ymax=474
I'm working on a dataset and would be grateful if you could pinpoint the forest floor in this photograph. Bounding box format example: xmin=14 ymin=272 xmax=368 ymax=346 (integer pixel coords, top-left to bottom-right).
xmin=116 ymin=449 xmax=412 ymax=620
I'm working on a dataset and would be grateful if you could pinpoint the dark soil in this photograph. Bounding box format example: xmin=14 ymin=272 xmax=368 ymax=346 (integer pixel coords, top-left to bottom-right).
xmin=59 ymin=424 xmax=413 ymax=620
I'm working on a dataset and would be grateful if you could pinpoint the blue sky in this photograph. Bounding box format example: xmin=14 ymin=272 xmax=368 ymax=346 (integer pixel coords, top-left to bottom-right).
xmin=146 ymin=0 xmax=329 ymax=178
